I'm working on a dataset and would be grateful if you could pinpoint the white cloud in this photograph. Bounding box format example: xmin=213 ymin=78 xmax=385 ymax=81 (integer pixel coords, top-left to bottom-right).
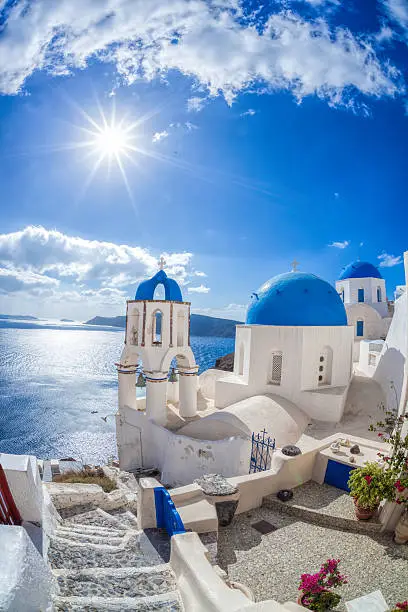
xmin=378 ymin=252 xmax=403 ymax=267
xmin=240 ymin=108 xmax=256 ymax=117
xmin=194 ymin=271 xmax=207 ymax=277
xmin=188 ymin=284 xmax=211 ymax=294
xmin=0 ymin=226 xmax=201 ymax=315
xmin=185 ymin=121 xmax=198 ymax=131
xmin=152 ymin=130 xmax=169 ymax=143
xmin=187 ymin=97 xmax=207 ymax=112
xmin=381 ymin=0 xmax=408 ymax=37
xmin=328 ymin=240 xmax=350 ymax=249
xmin=0 ymin=1 xmax=402 ymax=110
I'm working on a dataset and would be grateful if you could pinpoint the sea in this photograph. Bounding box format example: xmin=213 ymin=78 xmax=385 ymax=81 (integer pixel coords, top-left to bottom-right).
xmin=0 ymin=318 xmax=234 ymax=463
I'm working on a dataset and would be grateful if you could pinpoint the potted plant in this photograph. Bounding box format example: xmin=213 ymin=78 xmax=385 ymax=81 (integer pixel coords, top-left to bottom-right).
xmin=348 ymin=462 xmax=391 ymax=520
xmin=297 ymin=559 xmax=347 ymax=610
xmin=369 ymin=405 xmax=408 ymax=541
xmin=390 ymin=602 xmax=408 ymax=612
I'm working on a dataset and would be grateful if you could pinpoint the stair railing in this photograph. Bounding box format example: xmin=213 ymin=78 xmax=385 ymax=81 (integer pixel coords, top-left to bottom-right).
xmin=154 ymin=487 xmax=185 ymax=537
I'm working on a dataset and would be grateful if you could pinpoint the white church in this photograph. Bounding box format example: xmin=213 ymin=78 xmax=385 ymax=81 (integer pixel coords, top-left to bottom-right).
xmin=116 ymin=257 xmax=398 ymax=486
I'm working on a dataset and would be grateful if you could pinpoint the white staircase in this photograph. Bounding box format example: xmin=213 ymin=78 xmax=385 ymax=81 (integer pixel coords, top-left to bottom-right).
xmin=48 ymin=508 xmax=183 ymax=611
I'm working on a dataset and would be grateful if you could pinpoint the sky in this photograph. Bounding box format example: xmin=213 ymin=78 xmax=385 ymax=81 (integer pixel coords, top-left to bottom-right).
xmin=0 ymin=0 xmax=407 ymax=322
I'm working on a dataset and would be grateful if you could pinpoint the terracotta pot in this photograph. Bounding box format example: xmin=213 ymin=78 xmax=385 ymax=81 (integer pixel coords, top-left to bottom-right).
xmin=394 ymin=509 xmax=408 ymax=545
xmin=353 ymin=498 xmax=378 ymax=521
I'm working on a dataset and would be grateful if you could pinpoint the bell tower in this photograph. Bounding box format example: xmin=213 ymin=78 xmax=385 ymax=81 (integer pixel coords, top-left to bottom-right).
xmin=117 ymin=258 xmax=198 ymax=426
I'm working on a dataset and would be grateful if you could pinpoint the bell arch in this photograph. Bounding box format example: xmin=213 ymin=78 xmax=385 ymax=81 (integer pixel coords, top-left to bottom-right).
xmin=152 ymin=309 xmax=163 ymax=346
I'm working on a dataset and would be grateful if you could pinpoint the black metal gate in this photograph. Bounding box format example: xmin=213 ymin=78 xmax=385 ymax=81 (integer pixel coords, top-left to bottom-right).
xmin=249 ymin=429 xmax=276 ymax=473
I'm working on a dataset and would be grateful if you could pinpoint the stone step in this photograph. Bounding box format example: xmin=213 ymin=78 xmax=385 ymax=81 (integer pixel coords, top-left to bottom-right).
xmin=55 ymin=531 xmax=128 ymax=546
xmin=57 ymin=524 xmax=128 ymax=538
xmin=106 ymin=509 xmax=138 ymax=529
xmin=53 ymin=591 xmax=182 ymax=611
xmin=49 ymin=532 xmax=165 ymax=570
xmin=54 ymin=565 xmax=176 ymax=598
xmin=65 ymin=508 xmax=126 ymax=529
xmin=263 ymin=481 xmax=382 ymax=534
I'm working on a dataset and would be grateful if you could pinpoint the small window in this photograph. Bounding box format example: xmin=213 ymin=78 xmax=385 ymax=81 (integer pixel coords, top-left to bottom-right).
xmin=320 ymin=356 xmax=324 ymax=362
xmin=318 ymin=346 xmax=333 ymax=386
xmin=356 ymin=320 xmax=364 ymax=337
xmin=339 ymin=287 xmax=344 ymax=302
xmin=269 ymin=351 xmax=283 ymax=385
xmin=358 ymin=288 xmax=364 ymax=303
xmin=377 ymin=287 xmax=382 ymax=303
xmin=319 ymin=366 xmax=323 ymax=372
xmin=152 ymin=310 xmax=163 ymax=345
xmin=319 ymin=375 xmax=323 ymax=382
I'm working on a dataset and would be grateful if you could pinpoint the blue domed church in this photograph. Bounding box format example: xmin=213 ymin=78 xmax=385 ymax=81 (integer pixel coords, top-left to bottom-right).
xmin=214 ymin=268 xmax=354 ymax=423
xmin=335 ymin=260 xmax=392 ymax=361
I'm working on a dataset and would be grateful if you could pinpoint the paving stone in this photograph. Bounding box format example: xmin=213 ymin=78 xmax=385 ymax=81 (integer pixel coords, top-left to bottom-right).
xmin=53 ymin=592 xmax=182 ymax=611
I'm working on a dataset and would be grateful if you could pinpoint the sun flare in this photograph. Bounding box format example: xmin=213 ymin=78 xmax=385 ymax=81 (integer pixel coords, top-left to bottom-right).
xmin=94 ymin=125 xmax=130 ymax=157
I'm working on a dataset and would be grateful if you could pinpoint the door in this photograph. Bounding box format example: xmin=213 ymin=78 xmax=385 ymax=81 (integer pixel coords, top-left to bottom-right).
xmin=358 ymin=288 xmax=364 ymax=302
xmin=356 ymin=320 xmax=364 ymax=337
xmin=324 ymin=459 xmax=355 ymax=492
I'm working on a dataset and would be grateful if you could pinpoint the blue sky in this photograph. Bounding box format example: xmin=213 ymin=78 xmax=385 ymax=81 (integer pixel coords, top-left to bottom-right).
xmin=0 ymin=0 xmax=406 ymax=321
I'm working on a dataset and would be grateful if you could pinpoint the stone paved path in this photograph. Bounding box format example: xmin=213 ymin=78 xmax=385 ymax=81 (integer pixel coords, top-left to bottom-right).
xmin=49 ymin=507 xmax=183 ymax=611
xmin=217 ymin=506 xmax=408 ymax=610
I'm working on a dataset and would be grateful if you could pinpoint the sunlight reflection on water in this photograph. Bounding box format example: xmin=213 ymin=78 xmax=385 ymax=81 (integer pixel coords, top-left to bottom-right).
xmin=0 ymin=327 xmax=234 ymax=462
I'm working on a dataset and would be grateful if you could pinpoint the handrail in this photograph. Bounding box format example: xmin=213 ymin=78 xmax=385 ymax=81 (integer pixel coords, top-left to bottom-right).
xmin=154 ymin=486 xmax=185 ymax=537
xmin=0 ymin=465 xmax=22 ymax=525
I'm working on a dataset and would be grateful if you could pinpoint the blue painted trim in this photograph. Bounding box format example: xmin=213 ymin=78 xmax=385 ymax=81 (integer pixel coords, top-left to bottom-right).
xmin=154 ymin=487 xmax=185 ymax=537
xmin=356 ymin=320 xmax=364 ymax=337
xmin=135 ymin=270 xmax=182 ymax=302
xmin=324 ymin=459 xmax=355 ymax=492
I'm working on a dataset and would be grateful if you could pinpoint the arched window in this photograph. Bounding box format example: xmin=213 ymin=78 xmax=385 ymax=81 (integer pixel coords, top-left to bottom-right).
xmin=356 ymin=319 xmax=364 ymax=337
xmin=377 ymin=286 xmax=382 ymax=302
xmin=177 ymin=313 xmax=184 ymax=347
xmin=238 ymin=344 xmax=245 ymax=376
xmin=268 ymin=351 xmax=283 ymax=385
xmin=358 ymin=288 xmax=364 ymax=303
xmin=318 ymin=346 xmax=333 ymax=386
xmin=152 ymin=310 xmax=163 ymax=345
xmin=338 ymin=287 xmax=344 ymax=302
xmin=153 ymin=283 xmax=165 ymax=300
xmin=130 ymin=309 xmax=140 ymax=345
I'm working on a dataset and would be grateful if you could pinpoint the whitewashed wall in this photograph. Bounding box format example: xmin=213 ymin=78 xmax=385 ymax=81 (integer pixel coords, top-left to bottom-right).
xmin=374 ymin=290 xmax=407 ymax=412
xmin=336 ymin=277 xmax=388 ymax=317
xmin=117 ymin=405 xmax=251 ymax=487
xmin=345 ymin=303 xmax=384 ymax=340
xmin=215 ymin=325 xmax=353 ymax=422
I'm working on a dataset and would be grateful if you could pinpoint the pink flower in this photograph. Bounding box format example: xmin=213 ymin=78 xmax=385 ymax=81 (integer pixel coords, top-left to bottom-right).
xmin=378 ymin=433 xmax=383 ymax=437
xmin=364 ymin=475 xmax=372 ymax=485
xmin=394 ymin=480 xmax=405 ymax=493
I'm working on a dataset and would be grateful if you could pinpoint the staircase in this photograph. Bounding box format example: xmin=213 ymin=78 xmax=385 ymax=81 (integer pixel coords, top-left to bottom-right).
xmin=48 ymin=507 xmax=183 ymax=611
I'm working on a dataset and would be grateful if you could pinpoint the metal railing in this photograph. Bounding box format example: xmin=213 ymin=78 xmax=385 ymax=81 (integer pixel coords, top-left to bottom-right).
xmin=0 ymin=465 xmax=22 ymax=525
xmin=154 ymin=487 xmax=185 ymax=537
xmin=249 ymin=429 xmax=276 ymax=473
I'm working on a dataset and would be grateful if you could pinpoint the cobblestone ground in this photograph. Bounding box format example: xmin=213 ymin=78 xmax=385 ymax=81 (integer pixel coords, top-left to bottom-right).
xmin=217 ymin=506 xmax=408 ymax=610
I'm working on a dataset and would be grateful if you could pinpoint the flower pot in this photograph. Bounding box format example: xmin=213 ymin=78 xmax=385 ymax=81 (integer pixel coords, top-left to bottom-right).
xmin=394 ymin=510 xmax=408 ymax=545
xmin=353 ymin=498 xmax=378 ymax=521
xmin=297 ymin=592 xmax=330 ymax=609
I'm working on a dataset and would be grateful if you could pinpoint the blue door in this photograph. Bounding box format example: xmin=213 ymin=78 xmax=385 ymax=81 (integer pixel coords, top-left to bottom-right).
xmin=324 ymin=460 xmax=355 ymax=492
xmin=358 ymin=288 xmax=364 ymax=302
xmin=356 ymin=320 xmax=364 ymax=337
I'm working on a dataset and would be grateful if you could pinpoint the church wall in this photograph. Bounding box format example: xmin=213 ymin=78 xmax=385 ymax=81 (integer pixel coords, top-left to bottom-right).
xmin=336 ymin=277 xmax=388 ymax=317
xmin=373 ymin=290 xmax=407 ymax=412
xmin=215 ymin=325 xmax=353 ymax=422
xmin=117 ymin=405 xmax=250 ymax=487
xmin=345 ymin=303 xmax=384 ymax=341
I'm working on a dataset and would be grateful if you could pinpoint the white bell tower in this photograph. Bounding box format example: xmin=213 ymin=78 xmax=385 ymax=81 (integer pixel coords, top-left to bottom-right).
xmin=117 ymin=258 xmax=198 ymax=426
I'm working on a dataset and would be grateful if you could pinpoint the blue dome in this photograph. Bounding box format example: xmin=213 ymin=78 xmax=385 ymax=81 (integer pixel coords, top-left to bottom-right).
xmin=246 ymin=272 xmax=347 ymax=326
xmin=339 ymin=261 xmax=382 ymax=280
xmin=135 ymin=270 xmax=183 ymax=302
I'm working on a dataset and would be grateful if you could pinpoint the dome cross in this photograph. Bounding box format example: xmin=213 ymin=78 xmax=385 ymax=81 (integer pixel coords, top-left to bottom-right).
xmin=291 ymin=259 xmax=299 ymax=272
xmin=158 ymin=256 xmax=166 ymax=270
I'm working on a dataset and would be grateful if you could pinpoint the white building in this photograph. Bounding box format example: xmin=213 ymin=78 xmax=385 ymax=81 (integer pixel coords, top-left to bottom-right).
xmin=117 ymin=265 xmax=355 ymax=485
xmin=335 ymin=261 xmax=392 ymax=360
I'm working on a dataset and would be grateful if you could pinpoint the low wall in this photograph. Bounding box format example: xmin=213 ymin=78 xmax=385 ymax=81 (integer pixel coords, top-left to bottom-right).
xmin=118 ymin=406 xmax=251 ymax=487
xmin=0 ymin=453 xmax=43 ymax=524
xmin=170 ymin=531 xmax=289 ymax=611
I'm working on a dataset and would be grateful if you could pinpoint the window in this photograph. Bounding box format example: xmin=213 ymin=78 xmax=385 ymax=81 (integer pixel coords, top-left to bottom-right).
xmin=358 ymin=288 xmax=364 ymax=303
xmin=177 ymin=313 xmax=184 ymax=347
xmin=368 ymin=353 xmax=377 ymax=366
xmin=268 ymin=351 xmax=283 ymax=385
xmin=318 ymin=346 xmax=333 ymax=386
xmin=130 ymin=309 xmax=139 ymax=345
xmin=377 ymin=286 xmax=382 ymax=303
xmin=152 ymin=310 xmax=163 ymax=345
xmin=356 ymin=319 xmax=364 ymax=337
xmin=339 ymin=287 xmax=344 ymax=302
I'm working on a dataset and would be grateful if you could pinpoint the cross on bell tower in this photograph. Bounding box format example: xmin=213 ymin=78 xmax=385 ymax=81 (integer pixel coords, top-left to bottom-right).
xmin=291 ymin=259 xmax=299 ymax=272
xmin=158 ymin=256 xmax=166 ymax=270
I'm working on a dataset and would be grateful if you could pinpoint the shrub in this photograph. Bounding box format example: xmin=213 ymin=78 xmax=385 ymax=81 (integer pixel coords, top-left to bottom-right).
xmin=298 ymin=559 xmax=347 ymax=611
xmin=391 ymin=602 xmax=408 ymax=612
xmin=53 ymin=467 xmax=117 ymax=493
xmin=348 ymin=462 xmax=393 ymax=510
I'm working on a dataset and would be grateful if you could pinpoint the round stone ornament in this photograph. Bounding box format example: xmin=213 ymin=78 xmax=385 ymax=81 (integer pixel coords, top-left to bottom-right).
xmin=277 ymin=489 xmax=294 ymax=502
xmin=281 ymin=445 xmax=302 ymax=457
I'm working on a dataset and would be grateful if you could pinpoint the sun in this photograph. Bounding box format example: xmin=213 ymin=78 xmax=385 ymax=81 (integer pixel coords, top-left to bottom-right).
xmin=94 ymin=125 xmax=130 ymax=157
